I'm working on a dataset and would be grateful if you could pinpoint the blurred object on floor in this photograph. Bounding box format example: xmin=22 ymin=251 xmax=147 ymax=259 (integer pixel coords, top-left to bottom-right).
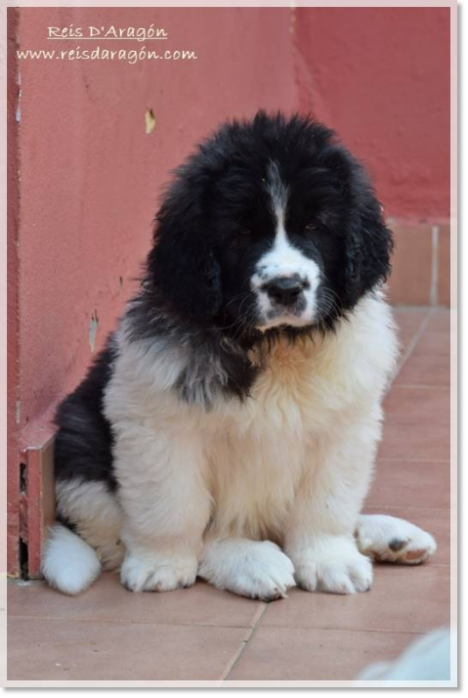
xmin=358 ymin=627 xmax=451 ymax=681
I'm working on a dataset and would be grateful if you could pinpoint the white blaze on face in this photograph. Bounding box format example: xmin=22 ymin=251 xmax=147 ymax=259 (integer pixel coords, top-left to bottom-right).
xmin=251 ymin=162 xmax=321 ymax=330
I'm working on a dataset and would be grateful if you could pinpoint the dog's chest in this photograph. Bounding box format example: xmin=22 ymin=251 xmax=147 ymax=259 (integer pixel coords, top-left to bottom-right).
xmin=206 ymin=337 xmax=349 ymax=539
xmin=227 ymin=334 xmax=355 ymax=435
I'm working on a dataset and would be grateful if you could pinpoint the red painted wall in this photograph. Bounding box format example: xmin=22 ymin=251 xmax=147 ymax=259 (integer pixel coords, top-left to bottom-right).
xmin=7 ymin=9 xmax=21 ymax=576
xmin=293 ymin=7 xmax=450 ymax=221
xmin=15 ymin=6 xmax=296 ymax=440
xmin=7 ymin=6 xmax=450 ymax=574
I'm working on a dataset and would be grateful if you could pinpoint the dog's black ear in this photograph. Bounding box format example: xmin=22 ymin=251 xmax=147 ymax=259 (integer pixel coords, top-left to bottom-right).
xmin=344 ymin=172 xmax=393 ymax=307
xmin=146 ymin=174 xmax=222 ymax=323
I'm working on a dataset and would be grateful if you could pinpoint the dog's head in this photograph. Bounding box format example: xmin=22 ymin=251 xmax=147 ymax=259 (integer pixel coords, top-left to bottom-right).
xmin=148 ymin=112 xmax=392 ymax=338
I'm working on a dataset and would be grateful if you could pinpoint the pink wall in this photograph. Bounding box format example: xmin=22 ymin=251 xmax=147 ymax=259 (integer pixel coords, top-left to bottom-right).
xmin=293 ymin=7 xmax=450 ymax=221
xmin=8 ymin=6 xmax=450 ymax=574
xmin=7 ymin=9 xmax=21 ymax=575
xmin=16 ymin=6 xmax=296 ymax=438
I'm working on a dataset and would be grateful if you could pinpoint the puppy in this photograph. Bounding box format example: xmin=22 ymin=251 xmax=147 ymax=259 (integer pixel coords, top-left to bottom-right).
xmin=43 ymin=112 xmax=436 ymax=598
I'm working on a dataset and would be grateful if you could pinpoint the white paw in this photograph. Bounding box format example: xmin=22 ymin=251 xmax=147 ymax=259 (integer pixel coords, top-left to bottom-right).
xmin=120 ymin=550 xmax=198 ymax=592
xmin=356 ymin=514 xmax=437 ymax=565
xmin=200 ymin=539 xmax=296 ymax=601
xmin=292 ymin=537 xmax=373 ymax=595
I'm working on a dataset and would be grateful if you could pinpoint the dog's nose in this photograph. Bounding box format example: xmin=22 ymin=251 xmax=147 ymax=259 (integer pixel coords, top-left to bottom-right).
xmin=264 ymin=276 xmax=305 ymax=306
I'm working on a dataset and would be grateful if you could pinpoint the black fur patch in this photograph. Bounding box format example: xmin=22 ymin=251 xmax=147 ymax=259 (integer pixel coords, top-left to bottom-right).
xmin=54 ymin=342 xmax=117 ymax=491
xmin=55 ymin=512 xmax=78 ymax=534
xmin=127 ymin=295 xmax=260 ymax=409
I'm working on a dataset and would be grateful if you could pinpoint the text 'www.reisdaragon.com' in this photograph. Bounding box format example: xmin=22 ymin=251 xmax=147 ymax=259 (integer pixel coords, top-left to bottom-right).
xmin=16 ymin=46 xmax=198 ymax=65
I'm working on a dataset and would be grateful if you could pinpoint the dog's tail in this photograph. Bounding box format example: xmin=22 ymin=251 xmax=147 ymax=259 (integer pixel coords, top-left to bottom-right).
xmin=41 ymin=524 xmax=101 ymax=595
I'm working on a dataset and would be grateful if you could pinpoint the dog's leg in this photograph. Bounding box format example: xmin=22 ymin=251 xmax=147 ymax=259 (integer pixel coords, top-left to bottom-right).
xmin=356 ymin=514 xmax=437 ymax=564
xmin=284 ymin=408 xmax=382 ymax=595
xmin=114 ymin=426 xmax=212 ymax=592
xmin=199 ymin=536 xmax=296 ymax=601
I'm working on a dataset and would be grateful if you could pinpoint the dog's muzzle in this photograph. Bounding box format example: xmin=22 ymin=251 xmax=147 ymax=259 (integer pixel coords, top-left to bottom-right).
xmin=261 ymin=274 xmax=310 ymax=308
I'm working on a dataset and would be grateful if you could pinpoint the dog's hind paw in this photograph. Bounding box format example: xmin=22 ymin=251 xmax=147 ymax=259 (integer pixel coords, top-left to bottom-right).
xmin=356 ymin=514 xmax=437 ymax=565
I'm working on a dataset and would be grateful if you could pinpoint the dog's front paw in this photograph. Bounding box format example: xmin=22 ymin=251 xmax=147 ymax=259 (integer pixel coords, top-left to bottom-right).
xmin=356 ymin=514 xmax=437 ymax=565
xmin=232 ymin=542 xmax=296 ymax=600
xmin=292 ymin=536 xmax=373 ymax=595
xmin=200 ymin=539 xmax=296 ymax=601
xmin=121 ymin=550 xmax=198 ymax=592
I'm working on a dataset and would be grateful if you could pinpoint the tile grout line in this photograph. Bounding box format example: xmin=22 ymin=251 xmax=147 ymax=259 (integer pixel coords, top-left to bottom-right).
xmin=365 ymin=504 xmax=449 ymax=512
xmin=221 ymin=602 xmax=269 ymax=681
xmin=241 ymin=626 xmax=430 ymax=636
xmin=430 ymin=225 xmax=439 ymax=307
xmin=377 ymin=457 xmax=450 ymax=463
xmin=392 ymin=304 xmax=438 ymax=310
xmin=5 ymin=614 xmax=269 ymax=628
xmin=390 ymin=384 xmax=450 ymax=390
xmin=390 ymin=306 xmax=435 ymax=385
xmin=366 ymin=505 xmax=450 ymax=514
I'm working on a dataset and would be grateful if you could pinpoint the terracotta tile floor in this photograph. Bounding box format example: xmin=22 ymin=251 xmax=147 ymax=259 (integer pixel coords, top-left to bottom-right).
xmin=7 ymin=307 xmax=452 ymax=684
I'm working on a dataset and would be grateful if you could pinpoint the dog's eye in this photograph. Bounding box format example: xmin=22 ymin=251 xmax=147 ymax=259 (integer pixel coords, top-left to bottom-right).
xmin=234 ymin=227 xmax=252 ymax=240
xmin=231 ymin=227 xmax=252 ymax=248
xmin=305 ymin=222 xmax=317 ymax=233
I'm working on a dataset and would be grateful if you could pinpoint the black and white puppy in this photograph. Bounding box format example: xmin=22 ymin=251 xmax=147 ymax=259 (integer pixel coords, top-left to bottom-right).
xmin=43 ymin=112 xmax=436 ymax=598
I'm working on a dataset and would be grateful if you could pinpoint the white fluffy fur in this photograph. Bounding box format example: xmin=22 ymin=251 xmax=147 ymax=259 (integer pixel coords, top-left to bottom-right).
xmin=199 ymin=537 xmax=296 ymax=600
xmin=356 ymin=514 xmax=437 ymax=564
xmin=105 ymin=292 xmax=398 ymax=597
xmin=56 ymin=480 xmax=125 ymax=570
xmin=42 ymin=525 xmax=101 ymax=595
xmin=43 ymin=292 xmax=437 ymax=597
